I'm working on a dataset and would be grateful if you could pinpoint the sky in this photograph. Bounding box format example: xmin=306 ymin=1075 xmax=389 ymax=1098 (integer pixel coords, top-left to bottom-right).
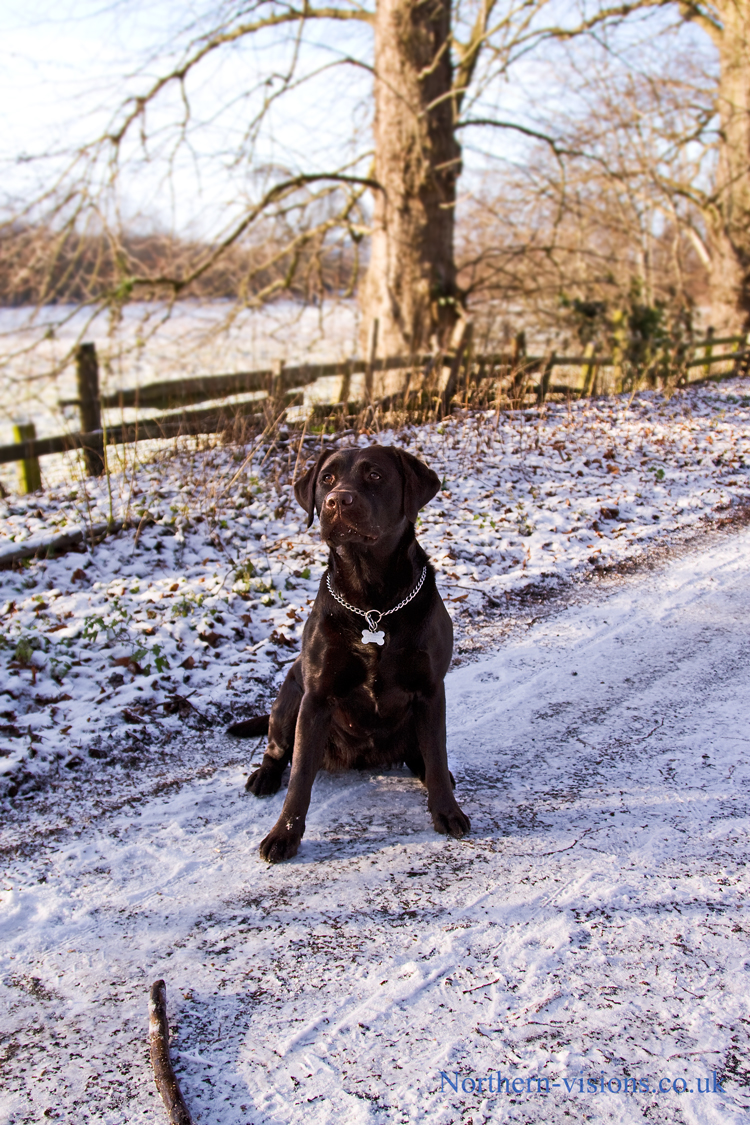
xmin=1 ymin=0 xmax=375 ymax=234
xmin=0 ymin=0 xmax=716 ymax=239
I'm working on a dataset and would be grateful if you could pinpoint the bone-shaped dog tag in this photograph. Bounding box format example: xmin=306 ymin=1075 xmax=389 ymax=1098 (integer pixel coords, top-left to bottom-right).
xmin=362 ymin=628 xmax=385 ymax=645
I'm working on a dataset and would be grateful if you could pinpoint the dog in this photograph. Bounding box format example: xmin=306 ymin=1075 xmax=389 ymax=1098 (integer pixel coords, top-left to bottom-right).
xmin=234 ymin=444 xmax=470 ymax=863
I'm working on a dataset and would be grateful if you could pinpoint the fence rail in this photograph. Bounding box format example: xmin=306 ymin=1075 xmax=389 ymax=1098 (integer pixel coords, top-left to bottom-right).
xmin=3 ymin=322 xmax=749 ymax=492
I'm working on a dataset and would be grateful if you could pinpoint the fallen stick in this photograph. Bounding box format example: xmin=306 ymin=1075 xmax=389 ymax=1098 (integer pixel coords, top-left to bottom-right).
xmin=149 ymin=979 xmax=194 ymax=1125
xmin=0 ymin=520 xmax=124 ymax=568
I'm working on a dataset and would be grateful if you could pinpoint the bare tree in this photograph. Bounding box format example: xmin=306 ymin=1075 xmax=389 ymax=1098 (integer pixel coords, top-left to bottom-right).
xmin=570 ymin=0 xmax=750 ymax=334
xmin=2 ymin=0 xmax=748 ymax=362
xmin=0 ymin=0 xmax=668 ymax=359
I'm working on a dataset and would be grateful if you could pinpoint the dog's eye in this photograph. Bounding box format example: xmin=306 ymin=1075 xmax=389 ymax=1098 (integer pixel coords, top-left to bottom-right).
xmin=321 ymin=473 xmax=335 ymax=485
xmin=368 ymin=470 xmax=381 ymax=481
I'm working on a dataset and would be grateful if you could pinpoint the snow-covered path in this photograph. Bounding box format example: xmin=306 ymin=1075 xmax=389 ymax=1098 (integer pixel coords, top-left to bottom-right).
xmin=2 ymin=530 xmax=749 ymax=1125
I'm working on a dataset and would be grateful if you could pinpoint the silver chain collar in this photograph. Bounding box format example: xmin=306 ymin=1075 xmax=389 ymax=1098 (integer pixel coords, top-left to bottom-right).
xmin=325 ymin=566 xmax=427 ymax=645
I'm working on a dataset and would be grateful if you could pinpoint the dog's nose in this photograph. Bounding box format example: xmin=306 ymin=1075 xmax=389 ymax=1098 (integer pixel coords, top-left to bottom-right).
xmin=325 ymin=490 xmax=354 ymax=509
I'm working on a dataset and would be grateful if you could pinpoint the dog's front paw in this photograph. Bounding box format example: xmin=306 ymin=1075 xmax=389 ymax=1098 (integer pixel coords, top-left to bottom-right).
xmin=259 ymin=818 xmax=304 ymax=863
xmin=431 ymin=802 xmax=471 ymax=839
xmin=245 ymin=763 xmax=283 ymax=797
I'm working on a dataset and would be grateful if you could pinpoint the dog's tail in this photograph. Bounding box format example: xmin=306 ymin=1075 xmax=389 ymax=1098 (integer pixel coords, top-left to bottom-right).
xmin=226 ymin=714 xmax=270 ymax=738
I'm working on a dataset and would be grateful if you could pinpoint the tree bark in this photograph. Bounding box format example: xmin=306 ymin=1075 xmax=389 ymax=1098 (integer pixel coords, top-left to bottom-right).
xmin=708 ymin=0 xmax=750 ymax=333
xmin=359 ymin=0 xmax=462 ymax=358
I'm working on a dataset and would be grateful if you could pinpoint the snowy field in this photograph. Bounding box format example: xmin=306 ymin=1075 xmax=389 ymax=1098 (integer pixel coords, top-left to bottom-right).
xmin=1 ymin=378 xmax=750 ymax=1123
xmin=0 ymin=302 xmax=359 ymax=449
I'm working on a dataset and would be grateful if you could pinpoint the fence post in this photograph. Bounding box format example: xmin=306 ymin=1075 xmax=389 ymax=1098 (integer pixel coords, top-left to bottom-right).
xmin=459 ymin=324 xmax=476 ymax=403
xmin=13 ymin=422 xmax=42 ymax=494
xmin=511 ymin=330 xmax=526 ymax=366
xmin=581 ymin=342 xmax=597 ymax=396
xmin=264 ymin=359 xmax=286 ymax=426
xmin=702 ymin=326 xmax=715 ymax=379
xmin=338 ymin=359 xmax=353 ymax=408
xmin=75 ymin=342 xmax=104 ymax=476
xmin=537 ymin=353 xmax=556 ymax=405
xmin=733 ymin=330 xmax=750 ymax=378
xmin=364 ymin=318 xmax=379 ymax=403
xmin=508 ymin=331 xmax=527 ymax=404
xmin=270 ymin=358 xmax=284 ymax=398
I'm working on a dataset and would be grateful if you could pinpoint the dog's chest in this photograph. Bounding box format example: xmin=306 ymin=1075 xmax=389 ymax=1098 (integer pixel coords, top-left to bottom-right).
xmin=329 ymin=647 xmax=408 ymax=719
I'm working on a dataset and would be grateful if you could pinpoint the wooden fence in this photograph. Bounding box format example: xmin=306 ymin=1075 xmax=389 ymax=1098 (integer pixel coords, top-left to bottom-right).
xmin=2 ymin=320 xmax=749 ymax=493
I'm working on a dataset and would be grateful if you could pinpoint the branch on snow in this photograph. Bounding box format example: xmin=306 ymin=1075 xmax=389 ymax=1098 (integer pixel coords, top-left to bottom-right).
xmin=149 ymin=979 xmax=194 ymax=1125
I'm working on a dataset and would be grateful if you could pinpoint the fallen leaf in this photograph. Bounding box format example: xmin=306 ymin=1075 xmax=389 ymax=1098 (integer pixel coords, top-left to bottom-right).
xmin=199 ymin=631 xmax=223 ymax=649
xmin=268 ymin=630 xmax=296 ymax=649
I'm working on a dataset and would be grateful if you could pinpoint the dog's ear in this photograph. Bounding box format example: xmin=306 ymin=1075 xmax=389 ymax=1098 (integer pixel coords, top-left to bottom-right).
xmin=294 ymin=450 xmax=333 ymax=528
xmin=396 ymin=448 xmax=441 ymax=522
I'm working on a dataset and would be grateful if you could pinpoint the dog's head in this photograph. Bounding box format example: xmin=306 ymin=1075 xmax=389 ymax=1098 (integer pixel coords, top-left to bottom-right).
xmin=294 ymin=445 xmax=440 ymax=546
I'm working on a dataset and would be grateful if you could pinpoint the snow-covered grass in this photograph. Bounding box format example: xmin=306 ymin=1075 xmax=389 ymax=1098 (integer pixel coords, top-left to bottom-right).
xmin=1 ymin=378 xmax=750 ymax=801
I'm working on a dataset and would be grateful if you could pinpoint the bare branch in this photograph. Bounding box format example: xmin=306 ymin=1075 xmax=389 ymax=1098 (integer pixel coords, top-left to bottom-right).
xmin=456 ymin=116 xmax=579 ymax=158
xmin=149 ymin=980 xmax=193 ymax=1125
xmin=106 ymin=3 xmax=374 ymax=149
xmin=452 ymin=0 xmax=501 ymax=113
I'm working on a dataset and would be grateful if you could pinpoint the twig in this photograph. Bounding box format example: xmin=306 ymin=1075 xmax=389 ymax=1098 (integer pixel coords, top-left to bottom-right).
xmin=161 ymin=692 xmax=207 ymax=720
xmin=221 ymin=402 xmax=289 ymax=498
xmin=291 ymin=412 xmax=310 ymax=487
xmin=441 ymin=581 xmax=506 ymax=607
xmin=133 ymin=511 xmax=155 ymax=550
xmin=463 ymin=977 xmax=502 ymax=994
xmin=149 ymin=979 xmax=194 ymax=1125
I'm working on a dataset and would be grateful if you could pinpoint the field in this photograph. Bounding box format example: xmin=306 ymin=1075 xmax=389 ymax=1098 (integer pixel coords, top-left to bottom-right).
xmin=0 ymin=302 xmax=360 ymax=493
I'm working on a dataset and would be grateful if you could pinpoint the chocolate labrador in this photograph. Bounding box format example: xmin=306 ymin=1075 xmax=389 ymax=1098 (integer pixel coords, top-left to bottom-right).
xmin=239 ymin=444 xmax=470 ymax=863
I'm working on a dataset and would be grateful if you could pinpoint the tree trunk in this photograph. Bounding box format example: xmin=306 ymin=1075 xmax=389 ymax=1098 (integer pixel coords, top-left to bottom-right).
xmin=709 ymin=0 xmax=750 ymax=333
xmin=359 ymin=0 xmax=462 ymax=359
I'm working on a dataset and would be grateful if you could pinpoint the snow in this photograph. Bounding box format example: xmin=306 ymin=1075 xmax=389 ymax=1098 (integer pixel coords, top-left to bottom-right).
xmin=2 ymin=509 xmax=749 ymax=1123
xmin=1 ymin=379 xmax=750 ymax=1123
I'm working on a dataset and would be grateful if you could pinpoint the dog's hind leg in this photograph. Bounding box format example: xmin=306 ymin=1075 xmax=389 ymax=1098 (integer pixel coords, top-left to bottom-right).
xmin=246 ymin=660 xmax=302 ymax=797
xmin=404 ymin=746 xmax=426 ymax=782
